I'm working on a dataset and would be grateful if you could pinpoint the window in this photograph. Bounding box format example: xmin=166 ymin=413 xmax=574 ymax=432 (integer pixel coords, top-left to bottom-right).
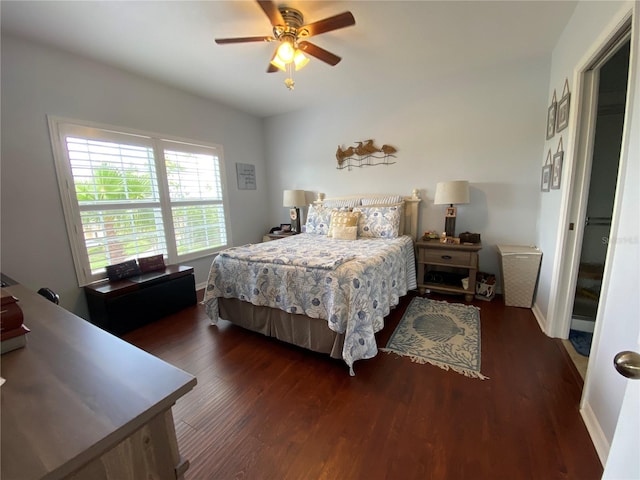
xmin=48 ymin=117 xmax=230 ymax=286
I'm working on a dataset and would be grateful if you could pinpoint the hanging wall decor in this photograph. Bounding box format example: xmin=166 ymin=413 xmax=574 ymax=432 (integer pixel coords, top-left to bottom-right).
xmin=236 ymin=163 xmax=256 ymax=190
xmin=556 ymin=79 xmax=571 ymax=133
xmin=546 ymin=90 xmax=557 ymax=140
xmin=551 ymin=137 xmax=564 ymax=190
xmin=541 ymin=149 xmax=552 ymax=192
xmin=336 ymin=139 xmax=397 ymax=170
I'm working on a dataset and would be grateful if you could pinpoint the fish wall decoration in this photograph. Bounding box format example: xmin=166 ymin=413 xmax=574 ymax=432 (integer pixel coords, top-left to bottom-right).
xmin=336 ymin=139 xmax=397 ymax=170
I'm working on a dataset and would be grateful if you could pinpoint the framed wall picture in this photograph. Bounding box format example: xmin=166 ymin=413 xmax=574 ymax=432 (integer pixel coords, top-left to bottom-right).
xmin=541 ymin=165 xmax=551 ymax=192
xmin=556 ymin=80 xmax=571 ymax=133
xmin=445 ymin=206 xmax=457 ymax=217
xmin=546 ymin=91 xmax=557 ymax=140
xmin=551 ymin=151 xmax=564 ymax=189
xmin=236 ymin=163 xmax=256 ymax=190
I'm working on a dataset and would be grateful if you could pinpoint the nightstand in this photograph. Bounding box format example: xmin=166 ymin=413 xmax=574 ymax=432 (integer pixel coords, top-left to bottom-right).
xmin=416 ymin=241 xmax=482 ymax=301
xmin=262 ymin=232 xmax=296 ymax=242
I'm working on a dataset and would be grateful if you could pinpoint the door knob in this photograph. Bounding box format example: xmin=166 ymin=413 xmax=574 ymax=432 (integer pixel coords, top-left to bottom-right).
xmin=614 ymin=351 xmax=640 ymax=379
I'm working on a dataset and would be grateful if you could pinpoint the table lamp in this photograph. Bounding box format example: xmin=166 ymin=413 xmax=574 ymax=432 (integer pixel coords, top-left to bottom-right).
xmin=283 ymin=189 xmax=306 ymax=233
xmin=434 ymin=180 xmax=469 ymax=238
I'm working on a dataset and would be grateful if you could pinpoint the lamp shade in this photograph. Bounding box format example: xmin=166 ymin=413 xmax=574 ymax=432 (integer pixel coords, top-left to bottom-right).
xmin=434 ymin=181 xmax=470 ymax=205
xmin=283 ymin=189 xmax=306 ymax=207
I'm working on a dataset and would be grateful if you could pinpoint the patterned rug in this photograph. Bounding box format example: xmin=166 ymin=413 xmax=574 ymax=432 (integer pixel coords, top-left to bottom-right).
xmin=381 ymin=297 xmax=488 ymax=379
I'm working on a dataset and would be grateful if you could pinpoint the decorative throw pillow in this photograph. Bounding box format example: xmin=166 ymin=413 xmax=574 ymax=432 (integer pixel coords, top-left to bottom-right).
xmin=305 ymin=205 xmax=332 ymax=235
xmin=327 ymin=210 xmax=360 ymax=238
xmin=332 ymin=225 xmax=358 ymax=240
xmin=106 ymin=259 xmax=140 ymax=281
xmin=138 ymin=254 xmax=166 ymax=273
xmin=354 ymin=205 xmax=402 ymax=238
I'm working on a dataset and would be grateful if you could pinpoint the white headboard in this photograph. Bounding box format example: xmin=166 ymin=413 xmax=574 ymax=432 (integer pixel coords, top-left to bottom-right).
xmin=313 ymin=190 xmax=422 ymax=241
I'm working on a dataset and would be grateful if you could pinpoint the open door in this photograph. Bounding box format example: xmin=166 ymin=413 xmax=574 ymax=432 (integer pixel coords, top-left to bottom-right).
xmin=567 ymin=40 xmax=630 ymax=361
xmin=582 ymin=10 xmax=639 ymax=467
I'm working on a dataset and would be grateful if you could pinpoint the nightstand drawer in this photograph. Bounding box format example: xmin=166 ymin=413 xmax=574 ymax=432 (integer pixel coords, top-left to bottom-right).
xmin=419 ymin=248 xmax=472 ymax=266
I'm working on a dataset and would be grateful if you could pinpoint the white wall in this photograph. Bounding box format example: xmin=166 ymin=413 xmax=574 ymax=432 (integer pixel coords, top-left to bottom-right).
xmin=535 ymin=0 xmax=638 ymax=463
xmin=264 ymin=57 xmax=551 ymax=286
xmin=1 ymin=34 xmax=269 ymax=318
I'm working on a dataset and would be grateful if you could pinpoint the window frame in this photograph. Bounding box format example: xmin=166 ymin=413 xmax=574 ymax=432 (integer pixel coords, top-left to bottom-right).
xmin=48 ymin=115 xmax=231 ymax=286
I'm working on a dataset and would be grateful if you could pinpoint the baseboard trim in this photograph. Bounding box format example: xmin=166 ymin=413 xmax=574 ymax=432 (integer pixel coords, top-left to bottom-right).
xmin=532 ymin=302 xmax=549 ymax=335
xmin=581 ymin=400 xmax=608 ymax=466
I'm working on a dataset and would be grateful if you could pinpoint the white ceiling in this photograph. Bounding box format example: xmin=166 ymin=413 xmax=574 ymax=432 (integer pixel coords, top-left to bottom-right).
xmin=1 ymin=1 xmax=578 ymax=118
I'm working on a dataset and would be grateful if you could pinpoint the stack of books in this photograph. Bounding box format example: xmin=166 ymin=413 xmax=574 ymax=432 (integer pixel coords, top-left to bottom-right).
xmin=1 ymin=289 xmax=30 ymax=354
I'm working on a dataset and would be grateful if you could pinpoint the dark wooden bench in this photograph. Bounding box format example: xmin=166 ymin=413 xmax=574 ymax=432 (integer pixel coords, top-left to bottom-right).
xmin=84 ymin=265 xmax=196 ymax=335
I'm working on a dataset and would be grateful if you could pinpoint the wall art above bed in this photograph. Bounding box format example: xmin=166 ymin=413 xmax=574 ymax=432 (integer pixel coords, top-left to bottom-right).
xmin=336 ymin=139 xmax=397 ymax=171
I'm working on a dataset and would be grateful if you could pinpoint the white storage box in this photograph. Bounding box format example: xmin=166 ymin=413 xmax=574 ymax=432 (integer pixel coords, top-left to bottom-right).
xmin=497 ymin=245 xmax=542 ymax=308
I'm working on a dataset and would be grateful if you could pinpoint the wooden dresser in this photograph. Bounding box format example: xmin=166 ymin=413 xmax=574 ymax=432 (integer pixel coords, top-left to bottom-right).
xmin=0 ymin=284 xmax=196 ymax=480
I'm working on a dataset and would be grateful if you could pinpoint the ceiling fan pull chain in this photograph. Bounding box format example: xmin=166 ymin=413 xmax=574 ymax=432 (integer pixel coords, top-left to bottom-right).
xmin=285 ymin=62 xmax=295 ymax=90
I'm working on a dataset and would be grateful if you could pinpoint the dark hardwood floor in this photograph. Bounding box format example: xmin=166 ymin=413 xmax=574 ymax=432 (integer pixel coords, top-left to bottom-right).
xmin=124 ymin=290 xmax=603 ymax=480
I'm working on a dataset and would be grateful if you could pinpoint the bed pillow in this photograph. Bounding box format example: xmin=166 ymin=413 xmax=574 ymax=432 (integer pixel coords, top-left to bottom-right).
xmin=305 ymin=204 xmax=332 ymax=235
xmin=332 ymin=225 xmax=358 ymax=240
xmin=354 ymin=204 xmax=402 ymax=238
xmin=360 ymin=195 xmax=403 ymax=206
xmin=322 ymin=198 xmax=361 ymax=209
xmin=358 ymin=201 xmax=405 ymax=235
xmin=327 ymin=210 xmax=360 ymax=238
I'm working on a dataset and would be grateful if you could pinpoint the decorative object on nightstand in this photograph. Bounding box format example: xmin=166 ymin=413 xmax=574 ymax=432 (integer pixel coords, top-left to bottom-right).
xmin=459 ymin=232 xmax=481 ymax=244
xmin=434 ymin=180 xmax=470 ymax=238
xmin=283 ymin=189 xmax=306 ymax=233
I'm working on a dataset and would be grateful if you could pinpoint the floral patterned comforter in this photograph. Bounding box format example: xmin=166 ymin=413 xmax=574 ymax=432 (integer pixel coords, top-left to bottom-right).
xmin=203 ymin=233 xmax=417 ymax=375
xmin=219 ymin=239 xmax=356 ymax=269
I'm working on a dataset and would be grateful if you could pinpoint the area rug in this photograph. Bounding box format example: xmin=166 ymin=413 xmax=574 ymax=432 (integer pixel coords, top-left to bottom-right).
xmin=381 ymin=297 xmax=488 ymax=379
xmin=569 ymin=329 xmax=593 ymax=357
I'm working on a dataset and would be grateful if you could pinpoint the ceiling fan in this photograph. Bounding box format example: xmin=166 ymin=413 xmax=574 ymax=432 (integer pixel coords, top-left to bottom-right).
xmin=215 ymin=0 xmax=356 ymax=90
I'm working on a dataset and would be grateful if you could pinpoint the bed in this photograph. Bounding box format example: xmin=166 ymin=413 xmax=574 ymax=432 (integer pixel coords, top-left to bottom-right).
xmin=202 ymin=192 xmax=421 ymax=375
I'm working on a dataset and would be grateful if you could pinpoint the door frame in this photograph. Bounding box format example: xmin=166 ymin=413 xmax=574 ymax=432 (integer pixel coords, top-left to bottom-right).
xmin=547 ymin=16 xmax=632 ymax=342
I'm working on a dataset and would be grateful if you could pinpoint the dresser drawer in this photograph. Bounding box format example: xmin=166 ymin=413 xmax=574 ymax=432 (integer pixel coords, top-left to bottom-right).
xmin=419 ymin=248 xmax=472 ymax=266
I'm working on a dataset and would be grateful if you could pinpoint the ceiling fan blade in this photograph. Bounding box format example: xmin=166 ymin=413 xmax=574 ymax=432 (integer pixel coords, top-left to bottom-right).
xmin=301 ymin=12 xmax=355 ymax=37
xmin=257 ymin=0 xmax=285 ymax=27
xmin=298 ymin=41 xmax=341 ymax=66
xmin=215 ymin=36 xmax=274 ymax=44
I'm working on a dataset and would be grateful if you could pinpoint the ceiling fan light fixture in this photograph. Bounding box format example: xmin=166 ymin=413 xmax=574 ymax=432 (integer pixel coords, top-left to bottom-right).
xmin=270 ymin=55 xmax=287 ymax=72
xmin=275 ymin=40 xmax=295 ymax=63
xmin=215 ymin=1 xmax=356 ymax=91
xmin=293 ymin=49 xmax=309 ymax=70
xmin=270 ymin=41 xmax=308 ymax=73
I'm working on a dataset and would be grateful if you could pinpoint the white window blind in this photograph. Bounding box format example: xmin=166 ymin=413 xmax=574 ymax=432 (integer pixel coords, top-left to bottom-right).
xmin=164 ymin=145 xmax=227 ymax=255
xmin=49 ymin=117 xmax=230 ymax=286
